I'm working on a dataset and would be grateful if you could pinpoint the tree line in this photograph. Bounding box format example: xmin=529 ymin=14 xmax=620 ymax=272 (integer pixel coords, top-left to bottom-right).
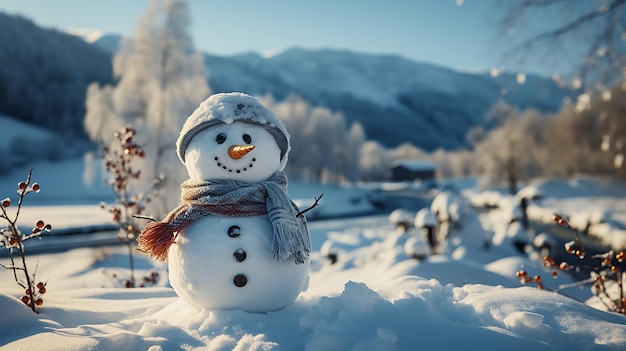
xmin=0 ymin=13 xmax=112 ymax=137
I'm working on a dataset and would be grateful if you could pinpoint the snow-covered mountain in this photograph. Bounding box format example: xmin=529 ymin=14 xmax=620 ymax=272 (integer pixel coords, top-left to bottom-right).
xmin=86 ymin=33 xmax=574 ymax=150
xmin=204 ymin=49 xmax=575 ymax=150
xmin=0 ymin=11 xmax=575 ymax=152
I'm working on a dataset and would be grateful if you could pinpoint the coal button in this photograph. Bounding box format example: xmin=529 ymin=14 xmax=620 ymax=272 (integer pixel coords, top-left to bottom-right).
xmin=233 ymin=249 xmax=247 ymax=262
xmin=234 ymin=274 xmax=247 ymax=287
xmin=228 ymin=225 xmax=241 ymax=238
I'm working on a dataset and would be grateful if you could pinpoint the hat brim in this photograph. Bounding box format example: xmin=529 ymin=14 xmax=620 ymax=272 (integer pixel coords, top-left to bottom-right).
xmin=177 ymin=119 xmax=289 ymax=164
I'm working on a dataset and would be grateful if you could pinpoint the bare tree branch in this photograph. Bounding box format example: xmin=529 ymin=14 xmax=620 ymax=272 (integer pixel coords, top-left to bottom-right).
xmin=504 ymin=0 xmax=625 ymax=57
xmin=501 ymin=0 xmax=626 ymax=88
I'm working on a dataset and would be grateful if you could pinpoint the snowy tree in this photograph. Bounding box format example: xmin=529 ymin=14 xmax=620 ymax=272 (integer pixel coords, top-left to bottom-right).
xmin=84 ymin=0 xmax=210 ymax=215
xmin=429 ymin=148 xmax=474 ymax=179
xmin=473 ymin=105 xmax=544 ymax=193
xmin=306 ymin=106 xmax=346 ymax=183
xmin=544 ymin=83 xmax=626 ymax=178
xmin=359 ymin=141 xmax=388 ymax=181
xmin=261 ymin=95 xmax=311 ymax=180
xmin=387 ymin=142 xmax=426 ymax=162
xmin=261 ymin=94 xmax=362 ymax=184
xmin=342 ymin=123 xmax=366 ymax=183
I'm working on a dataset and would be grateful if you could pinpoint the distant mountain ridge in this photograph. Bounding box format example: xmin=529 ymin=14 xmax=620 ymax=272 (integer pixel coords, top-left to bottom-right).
xmin=84 ymin=31 xmax=575 ymax=150
xmin=0 ymin=14 xmax=576 ymax=151
xmin=203 ymin=48 xmax=575 ymax=150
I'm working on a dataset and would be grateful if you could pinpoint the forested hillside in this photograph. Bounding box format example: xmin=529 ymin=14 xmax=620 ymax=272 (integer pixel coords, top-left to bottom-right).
xmin=0 ymin=13 xmax=112 ymax=138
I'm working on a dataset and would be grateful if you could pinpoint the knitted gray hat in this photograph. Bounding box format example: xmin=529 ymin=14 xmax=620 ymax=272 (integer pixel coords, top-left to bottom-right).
xmin=176 ymin=92 xmax=291 ymax=170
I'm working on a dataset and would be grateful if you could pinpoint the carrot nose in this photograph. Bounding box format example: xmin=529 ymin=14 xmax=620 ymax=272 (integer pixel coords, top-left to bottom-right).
xmin=228 ymin=145 xmax=255 ymax=159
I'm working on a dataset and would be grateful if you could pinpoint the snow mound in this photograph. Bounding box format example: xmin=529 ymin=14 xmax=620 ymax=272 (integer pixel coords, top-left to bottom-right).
xmin=2 ymin=275 xmax=626 ymax=350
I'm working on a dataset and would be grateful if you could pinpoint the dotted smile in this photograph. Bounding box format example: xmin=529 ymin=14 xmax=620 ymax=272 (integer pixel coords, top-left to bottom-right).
xmin=214 ymin=156 xmax=256 ymax=174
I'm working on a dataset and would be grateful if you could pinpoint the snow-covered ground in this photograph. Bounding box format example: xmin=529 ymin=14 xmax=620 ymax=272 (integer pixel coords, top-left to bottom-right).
xmin=1 ymin=158 xmax=626 ymax=350
xmin=466 ymin=177 xmax=626 ymax=249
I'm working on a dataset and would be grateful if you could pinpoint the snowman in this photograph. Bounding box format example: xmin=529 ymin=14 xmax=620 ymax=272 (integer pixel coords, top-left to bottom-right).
xmin=137 ymin=92 xmax=311 ymax=313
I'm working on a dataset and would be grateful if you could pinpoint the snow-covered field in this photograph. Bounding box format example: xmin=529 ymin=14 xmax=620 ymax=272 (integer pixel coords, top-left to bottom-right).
xmin=2 ymin=158 xmax=626 ymax=350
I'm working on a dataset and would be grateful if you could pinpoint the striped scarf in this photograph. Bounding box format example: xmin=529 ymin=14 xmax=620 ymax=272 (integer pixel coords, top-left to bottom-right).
xmin=137 ymin=172 xmax=311 ymax=264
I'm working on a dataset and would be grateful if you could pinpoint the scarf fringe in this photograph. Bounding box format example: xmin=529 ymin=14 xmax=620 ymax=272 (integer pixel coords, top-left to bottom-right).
xmin=137 ymin=221 xmax=176 ymax=262
xmin=271 ymin=220 xmax=311 ymax=264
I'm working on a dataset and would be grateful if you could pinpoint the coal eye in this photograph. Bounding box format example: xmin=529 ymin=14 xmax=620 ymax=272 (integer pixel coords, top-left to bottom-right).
xmin=216 ymin=133 xmax=227 ymax=144
xmin=242 ymin=134 xmax=252 ymax=144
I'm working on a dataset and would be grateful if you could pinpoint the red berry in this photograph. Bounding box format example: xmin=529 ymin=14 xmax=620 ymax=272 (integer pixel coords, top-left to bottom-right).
xmin=551 ymin=270 xmax=558 ymax=278
xmin=35 ymin=299 xmax=43 ymax=306
xmin=39 ymin=287 xmax=46 ymax=294
xmin=36 ymin=220 xmax=45 ymax=229
xmin=36 ymin=282 xmax=44 ymax=289
xmin=543 ymin=256 xmax=555 ymax=267
xmin=559 ymin=262 xmax=570 ymax=271
xmin=25 ymin=289 xmax=31 ymax=295
xmin=1 ymin=198 xmax=9 ymax=207
xmin=18 ymin=182 xmax=27 ymax=190
xmin=21 ymin=296 xmax=29 ymax=304
xmin=31 ymin=183 xmax=40 ymax=192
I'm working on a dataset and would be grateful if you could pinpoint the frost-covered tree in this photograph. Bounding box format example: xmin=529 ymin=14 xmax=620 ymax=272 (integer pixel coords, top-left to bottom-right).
xmin=261 ymin=94 xmax=362 ymax=184
xmin=343 ymin=123 xmax=366 ymax=183
xmin=261 ymin=95 xmax=311 ymax=179
xmin=387 ymin=142 xmax=426 ymax=162
xmin=306 ymin=106 xmax=346 ymax=183
xmin=84 ymin=0 xmax=209 ymax=215
xmin=473 ymin=105 xmax=544 ymax=193
xmin=544 ymin=83 xmax=626 ymax=178
xmin=359 ymin=141 xmax=388 ymax=181
xmin=429 ymin=148 xmax=474 ymax=179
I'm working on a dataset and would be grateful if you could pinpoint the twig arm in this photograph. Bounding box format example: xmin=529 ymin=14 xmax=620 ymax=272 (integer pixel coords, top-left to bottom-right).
xmin=297 ymin=193 xmax=323 ymax=217
xmin=132 ymin=215 xmax=158 ymax=222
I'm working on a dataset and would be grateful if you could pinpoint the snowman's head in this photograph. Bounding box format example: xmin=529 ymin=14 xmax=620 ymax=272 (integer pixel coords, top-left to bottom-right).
xmin=184 ymin=121 xmax=281 ymax=182
xmin=177 ymin=93 xmax=290 ymax=183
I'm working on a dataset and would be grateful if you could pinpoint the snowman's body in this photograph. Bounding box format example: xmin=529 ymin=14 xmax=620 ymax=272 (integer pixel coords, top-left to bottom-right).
xmin=168 ymin=215 xmax=309 ymax=312
xmin=149 ymin=93 xmax=311 ymax=313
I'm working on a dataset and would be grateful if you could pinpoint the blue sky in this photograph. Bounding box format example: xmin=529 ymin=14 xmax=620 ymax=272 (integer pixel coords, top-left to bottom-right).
xmin=0 ymin=0 xmax=568 ymax=76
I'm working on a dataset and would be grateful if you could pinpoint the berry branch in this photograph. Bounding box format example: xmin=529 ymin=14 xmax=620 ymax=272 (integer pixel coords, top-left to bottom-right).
xmin=100 ymin=127 xmax=162 ymax=288
xmin=0 ymin=169 xmax=51 ymax=313
xmin=517 ymin=213 xmax=625 ymax=314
